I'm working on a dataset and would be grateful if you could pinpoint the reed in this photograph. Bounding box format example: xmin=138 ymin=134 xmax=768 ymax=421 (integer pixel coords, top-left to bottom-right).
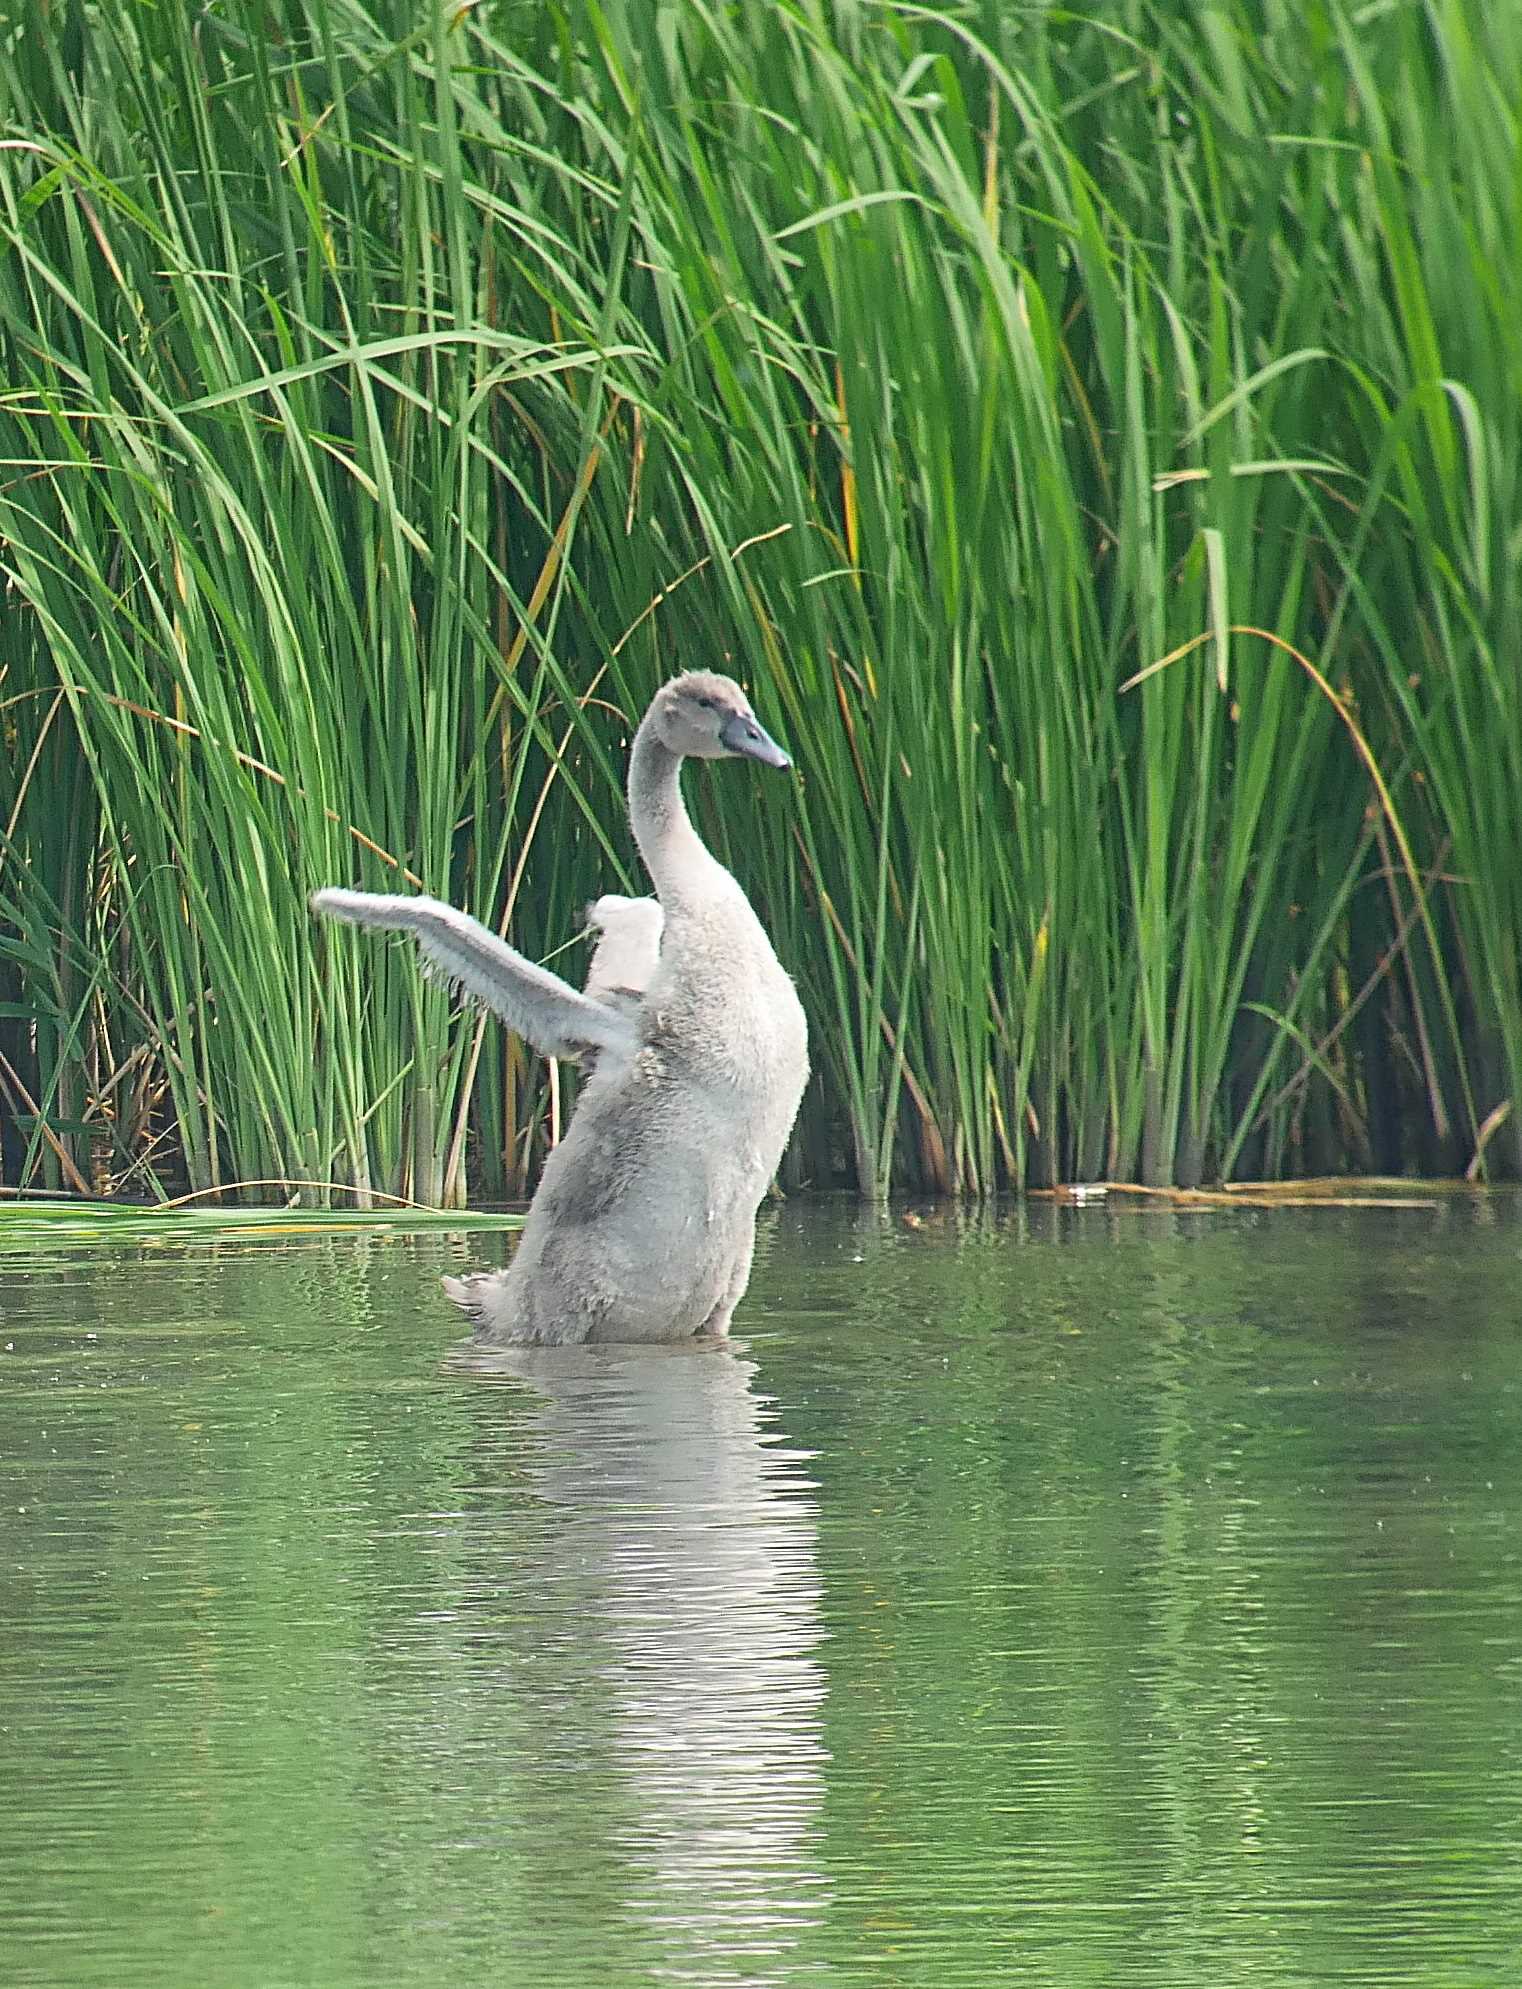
xmin=2 ymin=0 xmax=1517 ymax=1198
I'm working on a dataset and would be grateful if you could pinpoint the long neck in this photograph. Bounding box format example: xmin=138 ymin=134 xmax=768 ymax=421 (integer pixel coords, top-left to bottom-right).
xmin=628 ymin=718 xmax=724 ymax=910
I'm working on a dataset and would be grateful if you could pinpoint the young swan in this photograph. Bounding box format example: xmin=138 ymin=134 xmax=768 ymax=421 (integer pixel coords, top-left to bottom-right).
xmin=312 ymin=671 xmax=808 ymax=1344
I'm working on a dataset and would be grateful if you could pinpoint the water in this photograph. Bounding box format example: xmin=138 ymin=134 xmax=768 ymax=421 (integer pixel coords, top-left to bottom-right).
xmin=2 ymin=1197 xmax=1521 ymax=1987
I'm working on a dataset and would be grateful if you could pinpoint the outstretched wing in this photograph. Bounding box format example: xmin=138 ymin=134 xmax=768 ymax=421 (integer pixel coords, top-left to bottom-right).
xmin=583 ymin=893 xmax=664 ymax=1003
xmin=312 ymin=889 xmax=640 ymax=1063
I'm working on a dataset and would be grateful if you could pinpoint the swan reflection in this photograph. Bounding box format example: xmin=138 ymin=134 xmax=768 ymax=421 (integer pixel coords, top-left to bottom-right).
xmin=462 ymin=1337 xmax=830 ymax=1981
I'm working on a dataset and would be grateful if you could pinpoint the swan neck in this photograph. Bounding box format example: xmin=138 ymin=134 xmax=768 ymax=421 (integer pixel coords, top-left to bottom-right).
xmin=629 ymin=717 xmax=716 ymax=903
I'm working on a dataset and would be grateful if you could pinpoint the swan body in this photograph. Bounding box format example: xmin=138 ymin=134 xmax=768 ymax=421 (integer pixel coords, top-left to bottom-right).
xmin=313 ymin=671 xmax=808 ymax=1345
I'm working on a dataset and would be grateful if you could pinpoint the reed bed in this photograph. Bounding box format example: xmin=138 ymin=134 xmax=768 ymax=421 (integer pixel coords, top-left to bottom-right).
xmin=1 ymin=0 xmax=1518 ymax=1199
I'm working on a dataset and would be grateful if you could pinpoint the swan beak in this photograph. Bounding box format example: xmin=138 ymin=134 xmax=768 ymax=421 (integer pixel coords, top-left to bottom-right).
xmin=721 ymin=711 xmax=791 ymax=769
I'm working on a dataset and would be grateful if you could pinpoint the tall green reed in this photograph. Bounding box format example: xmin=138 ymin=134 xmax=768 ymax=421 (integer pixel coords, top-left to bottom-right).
xmin=2 ymin=0 xmax=1518 ymax=1198
xmin=2 ymin=1 xmax=640 ymax=1202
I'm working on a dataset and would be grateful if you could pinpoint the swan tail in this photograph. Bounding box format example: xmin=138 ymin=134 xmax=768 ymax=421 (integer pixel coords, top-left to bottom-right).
xmin=441 ymin=1271 xmax=490 ymax=1324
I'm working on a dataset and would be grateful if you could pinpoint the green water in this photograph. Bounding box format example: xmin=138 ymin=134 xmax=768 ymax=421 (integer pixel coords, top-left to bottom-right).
xmin=2 ymin=1198 xmax=1520 ymax=1987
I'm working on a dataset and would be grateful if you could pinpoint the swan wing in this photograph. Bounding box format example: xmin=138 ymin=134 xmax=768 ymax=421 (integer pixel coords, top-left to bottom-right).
xmin=312 ymin=889 xmax=640 ymax=1062
xmin=583 ymin=894 xmax=664 ymax=1000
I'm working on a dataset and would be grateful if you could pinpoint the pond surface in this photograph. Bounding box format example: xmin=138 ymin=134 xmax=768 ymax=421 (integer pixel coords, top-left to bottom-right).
xmin=2 ymin=1196 xmax=1521 ymax=1987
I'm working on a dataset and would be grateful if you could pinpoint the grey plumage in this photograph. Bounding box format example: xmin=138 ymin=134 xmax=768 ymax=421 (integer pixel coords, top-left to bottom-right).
xmin=312 ymin=670 xmax=809 ymax=1345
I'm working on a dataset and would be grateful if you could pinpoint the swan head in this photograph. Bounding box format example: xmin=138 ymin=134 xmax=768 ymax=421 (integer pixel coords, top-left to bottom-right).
xmin=649 ymin=671 xmax=791 ymax=768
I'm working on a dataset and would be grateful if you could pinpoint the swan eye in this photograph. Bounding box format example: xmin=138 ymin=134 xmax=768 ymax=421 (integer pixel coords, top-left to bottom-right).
xmin=695 ymin=695 xmax=718 ymax=712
